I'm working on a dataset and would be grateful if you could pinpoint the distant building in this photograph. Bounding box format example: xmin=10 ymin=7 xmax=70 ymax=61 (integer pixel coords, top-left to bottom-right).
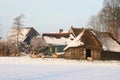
xmin=42 ymin=29 xmax=74 ymax=53
xmin=7 ymin=27 xmax=39 ymax=45
xmin=7 ymin=27 xmax=39 ymax=54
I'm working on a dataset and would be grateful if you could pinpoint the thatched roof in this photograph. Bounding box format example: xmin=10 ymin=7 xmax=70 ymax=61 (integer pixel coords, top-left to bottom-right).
xmin=64 ymin=29 xmax=120 ymax=52
xmin=68 ymin=26 xmax=93 ymax=37
xmin=64 ymin=29 xmax=102 ymax=50
xmin=42 ymin=32 xmax=74 ymax=45
xmin=64 ymin=30 xmax=84 ymax=50
xmin=68 ymin=27 xmax=83 ymax=37
xmin=93 ymin=31 xmax=120 ymax=52
xmin=42 ymin=32 xmax=72 ymax=38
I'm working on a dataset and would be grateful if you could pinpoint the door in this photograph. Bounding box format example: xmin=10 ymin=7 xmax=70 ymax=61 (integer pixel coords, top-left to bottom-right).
xmin=86 ymin=49 xmax=91 ymax=59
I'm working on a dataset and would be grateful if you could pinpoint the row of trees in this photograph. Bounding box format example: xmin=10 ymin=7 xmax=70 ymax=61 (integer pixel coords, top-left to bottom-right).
xmin=88 ymin=0 xmax=120 ymax=42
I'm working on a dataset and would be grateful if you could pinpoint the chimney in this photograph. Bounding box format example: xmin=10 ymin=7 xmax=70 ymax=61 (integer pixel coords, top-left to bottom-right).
xmin=59 ymin=29 xmax=63 ymax=33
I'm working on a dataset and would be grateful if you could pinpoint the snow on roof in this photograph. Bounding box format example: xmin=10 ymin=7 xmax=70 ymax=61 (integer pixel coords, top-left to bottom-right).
xmin=64 ymin=29 xmax=120 ymax=52
xmin=43 ymin=32 xmax=72 ymax=38
xmin=93 ymin=31 xmax=120 ymax=52
xmin=44 ymin=36 xmax=72 ymax=45
xmin=64 ymin=30 xmax=84 ymax=50
xmin=69 ymin=27 xmax=83 ymax=37
xmin=43 ymin=32 xmax=74 ymax=45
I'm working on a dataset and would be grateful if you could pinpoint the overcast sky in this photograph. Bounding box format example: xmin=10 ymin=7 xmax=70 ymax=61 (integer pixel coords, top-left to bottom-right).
xmin=0 ymin=0 xmax=104 ymax=37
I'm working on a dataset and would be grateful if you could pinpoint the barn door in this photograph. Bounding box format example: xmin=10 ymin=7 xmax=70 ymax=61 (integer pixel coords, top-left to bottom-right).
xmin=86 ymin=49 xmax=91 ymax=59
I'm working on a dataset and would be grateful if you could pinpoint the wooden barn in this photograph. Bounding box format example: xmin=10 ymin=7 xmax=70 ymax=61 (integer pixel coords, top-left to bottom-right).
xmin=64 ymin=29 xmax=120 ymax=60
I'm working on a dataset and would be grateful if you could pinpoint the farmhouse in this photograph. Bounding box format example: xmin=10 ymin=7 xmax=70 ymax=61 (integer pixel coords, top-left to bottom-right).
xmin=8 ymin=27 xmax=39 ymax=45
xmin=7 ymin=27 xmax=39 ymax=54
xmin=42 ymin=29 xmax=74 ymax=54
xmin=64 ymin=29 xmax=120 ymax=60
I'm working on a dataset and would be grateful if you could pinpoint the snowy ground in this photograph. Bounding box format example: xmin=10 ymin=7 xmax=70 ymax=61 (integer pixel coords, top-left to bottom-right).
xmin=0 ymin=57 xmax=120 ymax=80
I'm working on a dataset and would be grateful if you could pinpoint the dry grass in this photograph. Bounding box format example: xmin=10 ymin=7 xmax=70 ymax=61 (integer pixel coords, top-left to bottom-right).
xmin=87 ymin=57 xmax=93 ymax=61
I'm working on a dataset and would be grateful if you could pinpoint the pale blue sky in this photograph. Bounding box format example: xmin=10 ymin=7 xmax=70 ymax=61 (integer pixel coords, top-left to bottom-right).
xmin=0 ymin=0 xmax=104 ymax=37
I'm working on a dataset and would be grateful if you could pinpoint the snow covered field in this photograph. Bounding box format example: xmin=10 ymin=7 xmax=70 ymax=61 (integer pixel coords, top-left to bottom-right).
xmin=0 ymin=57 xmax=120 ymax=80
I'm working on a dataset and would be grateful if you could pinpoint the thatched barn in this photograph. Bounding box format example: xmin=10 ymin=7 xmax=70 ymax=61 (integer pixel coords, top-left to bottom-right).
xmin=64 ymin=29 xmax=120 ymax=60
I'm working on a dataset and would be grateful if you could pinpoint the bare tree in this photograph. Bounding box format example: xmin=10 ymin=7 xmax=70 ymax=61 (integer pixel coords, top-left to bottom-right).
xmin=12 ymin=14 xmax=24 ymax=54
xmin=88 ymin=13 xmax=106 ymax=32
xmin=88 ymin=0 xmax=120 ymax=41
xmin=88 ymin=15 xmax=101 ymax=31
xmin=102 ymin=0 xmax=120 ymax=39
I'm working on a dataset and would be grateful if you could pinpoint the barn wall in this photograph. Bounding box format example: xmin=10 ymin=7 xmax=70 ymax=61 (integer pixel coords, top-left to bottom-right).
xmin=65 ymin=48 xmax=120 ymax=60
xmin=91 ymin=50 xmax=101 ymax=60
xmin=64 ymin=48 xmax=101 ymax=60
xmin=64 ymin=49 xmax=72 ymax=59
xmin=101 ymin=51 xmax=120 ymax=60
xmin=64 ymin=48 xmax=85 ymax=60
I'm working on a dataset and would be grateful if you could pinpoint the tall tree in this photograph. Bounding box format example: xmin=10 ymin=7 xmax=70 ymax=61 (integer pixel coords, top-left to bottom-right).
xmin=12 ymin=14 xmax=24 ymax=53
xmin=102 ymin=0 xmax=120 ymax=38
xmin=88 ymin=0 xmax=120 ymax=41
xmin=88 ymin=14 xmax=105 ymax=32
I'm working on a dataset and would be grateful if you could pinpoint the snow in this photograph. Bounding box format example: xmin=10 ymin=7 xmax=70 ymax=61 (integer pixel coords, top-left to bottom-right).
xmin=64 ymin=30 xmax=84 ymax=50
xmin=102 ymin=44 xmax=108 ymax=51
xmin=100 ymin=35 xmax=120 ymax=52
xmin=44 ymin=36 xmax=72 ymax=45
xmin=92 ymin=31 xmax=120 ymax=52
xmin=0 ymin=57 xmax=120 ymax=80
xmin=99 ymin=35 xmax=120 ymax=52
xmin=102 ymin=37 xmax=120 ymax=52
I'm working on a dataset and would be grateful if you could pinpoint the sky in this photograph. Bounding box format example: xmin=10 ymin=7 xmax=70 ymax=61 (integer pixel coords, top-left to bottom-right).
xmin=0 ymin=0 xmax=104 ymax=37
